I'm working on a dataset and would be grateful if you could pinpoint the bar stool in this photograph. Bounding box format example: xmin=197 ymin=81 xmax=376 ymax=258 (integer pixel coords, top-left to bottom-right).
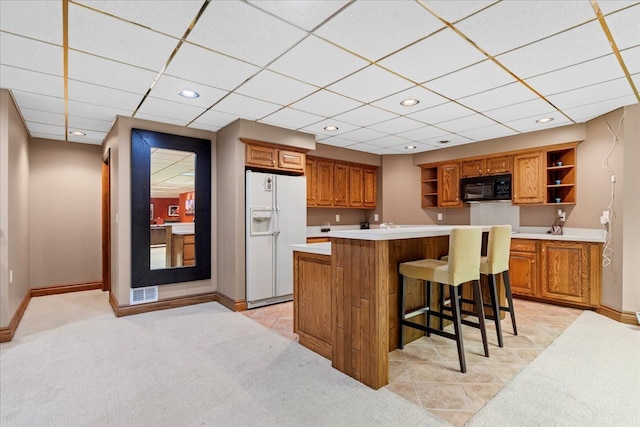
xmin=442 ymin=225 xmax=518 ymax=347
xmin=398 ymin=227 xmax=488 ymax=373
xmin=481 ymin=225 xmax=518 ymax=347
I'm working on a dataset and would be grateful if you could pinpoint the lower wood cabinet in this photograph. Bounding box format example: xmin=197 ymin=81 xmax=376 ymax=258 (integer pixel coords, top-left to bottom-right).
xmin=509 ymin=238 xmax=601 ymax=308
xmin=293 ymin=251 xmax=332 ymax=359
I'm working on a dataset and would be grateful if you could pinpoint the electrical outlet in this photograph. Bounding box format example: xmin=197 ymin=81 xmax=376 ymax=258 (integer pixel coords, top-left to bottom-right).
xmin=9 ymin=270 xmax=13 ymax=284
xmin=437 ymin=213 xmax=443 ymax=221
xmin=335 ymin=214 xmax=340 ymax=223
xmin=557 ymin=209 xmax=566 ymax=222
xmin=603 ymin=211 xmax=610 ymax=221
xmin=373 ymin=214 xmax=379 ymax=222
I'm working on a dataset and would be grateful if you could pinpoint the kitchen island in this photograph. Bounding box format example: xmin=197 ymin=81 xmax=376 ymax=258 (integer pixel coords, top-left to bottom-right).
xmin=293 ymin=226 xmax=605 ymax=390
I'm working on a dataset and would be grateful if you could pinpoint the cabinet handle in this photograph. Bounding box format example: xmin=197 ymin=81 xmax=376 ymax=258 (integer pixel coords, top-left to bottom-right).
xmin=486 ymin=168 xmax=489 ymax=172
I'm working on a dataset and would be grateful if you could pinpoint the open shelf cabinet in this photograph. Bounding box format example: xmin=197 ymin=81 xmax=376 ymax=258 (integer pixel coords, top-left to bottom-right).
xmin=421 ymin=166 xmax=438 ymax=208
xmin=546 ymin=146 xmax=576 ymax=205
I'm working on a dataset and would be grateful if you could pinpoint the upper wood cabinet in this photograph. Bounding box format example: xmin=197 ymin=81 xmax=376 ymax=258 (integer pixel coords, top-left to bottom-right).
xmin=244 ymin=139 xmax=305 ymax=173
xmin=461 ymin=159 xmax=484 ymax=178
xmin=306 ymin=158 xmax=317 ymax=206
xmin=420 ymin=166 xmax=439 ymax=208
xmin=438 ymin=163 xmax=462 ymax=208
xmin=512 ymin=151 xmax=545 ymax=204
xmin=307 ymin=156 xmax=377 ymax=209
xmin=461 ymin=155 xmax=511 ymax=178
xmin=545 ymin=146 xmax=577 ymax=205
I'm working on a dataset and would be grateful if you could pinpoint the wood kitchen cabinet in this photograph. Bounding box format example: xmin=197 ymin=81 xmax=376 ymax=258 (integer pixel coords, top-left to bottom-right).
xmin=244 ymin=139 xmax=305 ymax=173
xmin=316 ymin=159 xmax=334 ymax=207
xmin=306 ymin=158 xmax=317 ymax=206
xmin=545 ymin=145 xmax=577 ymax=205
xmin=513 ymin=151 xmax=545 ymax=204
xmin=307 ymin=156 xmax=377 ymax=209
xmin=363 ymin=168 xmax=377 ymax=208
xmin=333 ymin=163 xmax=349 ymax=207
xmin=438 ymin=163 xmax=462 ymax=207
xmin=420 ymin=166 xmax=438 ymax=208
xmin=349 ymin=165 xmax=364 ymax=207
xmin=461 ymin=155 xmax=511 ymax=178
xmin=509 ymin=239 xmax=537 ymax=296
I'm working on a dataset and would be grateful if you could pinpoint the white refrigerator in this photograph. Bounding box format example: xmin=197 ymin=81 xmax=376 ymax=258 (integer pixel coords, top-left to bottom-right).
xmin=246 ymin=171 xmax=306 ymax=309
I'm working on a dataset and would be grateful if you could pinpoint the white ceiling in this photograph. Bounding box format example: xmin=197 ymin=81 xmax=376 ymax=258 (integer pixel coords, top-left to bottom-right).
xmin=0 ymin=0 xmax=638 ymax=155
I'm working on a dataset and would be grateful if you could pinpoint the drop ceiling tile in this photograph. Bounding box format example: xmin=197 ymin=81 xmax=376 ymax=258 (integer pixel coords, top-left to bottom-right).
xmin=326 ymin=65 xmax=413 ymax=103
xmin=68 ymin=116 xmax=114 ymax=133
xmin=11 ymin=91 xmax=65 ymax=115
xmin=150 ymin=74 xmax=227 ymax=108
xmin=372 ymin=147 xmax=406 ymax=155
xmin=68 ymin=2 xmax=178 ymax=71
xmin=621 ymin=46 xmax=640 ymax=74
xmin=20 ymin=108 xmax=64 ymax=127
xmin=68 ymin=50 xmax=156 ymax=95
xmin=485 ymin=98 xmax=556 ymax=123
xmin=496 ymin=21 xmax=613 ymax=79
xmin=504 ymin=112 xmax=573 ymax=133
xmin=68 ymin=130 xmax=106 ymax=145
xmin=396 ymin=125 xmax=449 ymax=142
xmin=437 ymin=113 xmax=498 ymax=133
xmin=547 ymin=76 xmax=634 ymax=110
xmin=368 ymin=116 xmax=425 ymax=134
xmin=235 ymin=70 xmax=317 ymax=106
xmin=247 ymin=0 xmax=349 ymax=31
xmin=526 ymin=54 xmax=625 ymax=97
xmin=165 ymin=43 xmax=260 ymax=91
xmin=187 ymin=1 xmax=306 ymax=67
xmin=68 ymin=80 xmax=141 ymax=111
xmin=0 ymin=0 xmax=62 ymax=44
xmin=268 ymin=35 xmax=368 ymax=87
xmin=0 ymin=33 xmax=63 ymax=76
xmin=370 ymin=85 xmax=448 ymax=115
xmin=423 ymin=0 xmax=497 ymax=23
xmin=30 ymin=132 xmax=64 ymax=142
xmin=137 ymin=97 xmax=206 ymax=125
xmin=338 ymin=127 xmax=388 ymax=143
xmin=366 ymin=134 xmax=414 ymax=148
xmin=604 ymin=4 xmax=640 ymax=49
xmin=407 ymin=101 xmax=475 ymax=125
xmin=457 ymin=124 xmax=517 ymax=141
xmin=344 ymin=142 xmax=383 ymax=153
xmin=563 ymin=94 xmax=638 ymax=122
xmin=332 ymin=105 xmax=398 ymax=127
xmin=0 ymin=65 xmax=64 ymax=98
xmin=299 ymin=119 xmax=360 ymax=138
xmin=76 ymin=1 xmax=204 ymax=38
xmin=260 ymin=108 xmax=324 ymax=130
xmin=212 ymin=93 xmax=281 ymax=120
xmin=379 ymin=28 xmax=487 ymax=83
xmin=25 ymin=121 xmax=65 ymax=137
xmin=421 ymin=134 xmax=474 ymax=147
xmin=455 ymin=1 xmax=596 ymax=55
xmin=135 ymin=112 xmax=189 ymax=127
xmin=378 ymin=141 xmax=437 ymax=154
xmin=424 ymin=60 xmax=516 ymax=99
xmin=457 ymin=83 xmax=538 ymax=113
xmin=289 ymin=90 xmax=363 ymax=117
xmin=599 ymin=1 xmax=640 ymax=14
xmin=191 ymin=109 xmax=238 ymax=131
xmin=316 ymin=136 xmax=360 ymax=148
xmin=314 ymin=1 xmax=443 ymax=61
xmin=67 ymin=100 xmax=132 ymax=121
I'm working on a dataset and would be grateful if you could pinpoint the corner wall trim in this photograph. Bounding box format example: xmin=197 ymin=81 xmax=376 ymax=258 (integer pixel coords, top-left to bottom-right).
xmin=0 ymin=291 xmax=31 ymax=343
xmin=30 ymin=281 xmax=102 ymax=297
xmin=596 ymin=304 xmax=638 ymax=325
xmin=217 ymin=292 xmax=247 ymax=312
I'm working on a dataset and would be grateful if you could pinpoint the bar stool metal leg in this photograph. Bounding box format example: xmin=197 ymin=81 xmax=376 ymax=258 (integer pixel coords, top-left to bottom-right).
xmin=488 ymin=273 xmax=504 ymax=347
xmin=503 ymin=270 xmax=518 ymax=335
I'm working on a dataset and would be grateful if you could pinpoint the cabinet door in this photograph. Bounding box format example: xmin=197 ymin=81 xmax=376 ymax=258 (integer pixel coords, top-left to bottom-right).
xmin=278 ymin=150 xmax=305 ymax=171
xmin=316 ymin=160 xmax=334 ymax=206
xmin=306 ymin=158 xmax=317 ymax=206
xmin=509 ymin=251 xmax=537 ymax=296
xmin=364 ymin=168 xmax=377 ymax=208
xmin=540 ymin=241 xmax=590 ymax=305
xmin=334 ymin=163 xmax=349 ymax=207
xmin=485 ymin=155 xmax=511 ymax=175
xmin=438 ymin=163 xmax=462 ymax=207
xmin=461 ymin=159 xmax=484 ymax=178
xmin=513 ymin=151 xmax=544 ymax=204
xmin=349 ymin=165 xmax=364 ymax=207
xmin=246 ymin=144 xmax=276 ymax=168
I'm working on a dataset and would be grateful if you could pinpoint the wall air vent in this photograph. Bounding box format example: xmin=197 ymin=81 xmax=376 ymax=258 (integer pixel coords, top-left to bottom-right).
xmin=130 ymin=286 xmax=158 ymax=305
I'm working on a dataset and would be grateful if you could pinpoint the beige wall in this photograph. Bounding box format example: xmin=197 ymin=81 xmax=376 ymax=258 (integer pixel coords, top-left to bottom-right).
xmin=622 ymin=103 xmax=640 ymax=312
xmin=0 ymin=90 xmax=30 ymax=327
xmin=29 ymin=138 xmax=102 ymax=288
xmin=103 ymin=116 xmax=217 ymax=306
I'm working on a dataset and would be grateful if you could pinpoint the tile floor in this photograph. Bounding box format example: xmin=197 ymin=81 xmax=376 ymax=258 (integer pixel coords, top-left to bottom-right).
xmin=243 ymin=298 xmax=582 ymax=427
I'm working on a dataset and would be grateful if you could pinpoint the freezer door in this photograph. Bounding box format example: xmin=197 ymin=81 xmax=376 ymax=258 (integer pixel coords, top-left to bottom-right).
xmin=246 ymin=171 xmax=276 ymax=303
xmin=274 ymin=175 xmax=307 ymax=297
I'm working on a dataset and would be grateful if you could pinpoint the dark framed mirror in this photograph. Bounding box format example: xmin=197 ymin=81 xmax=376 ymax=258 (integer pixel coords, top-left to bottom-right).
xmin=131 ymin=128 xmax=211 ymax=288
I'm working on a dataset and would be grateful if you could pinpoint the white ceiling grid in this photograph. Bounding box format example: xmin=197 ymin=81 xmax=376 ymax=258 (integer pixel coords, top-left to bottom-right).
xmin=0 ymin=0 xmax=637 ymax=154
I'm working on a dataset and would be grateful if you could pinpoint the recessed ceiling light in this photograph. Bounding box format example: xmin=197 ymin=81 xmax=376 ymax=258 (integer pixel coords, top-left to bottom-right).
xmin=536 ymin=117 xmax=554 ymax=123
xmin=400 ymin=98 xmax=420 ymax=107
xmin=69 ymin=131 xmax=86 ymax=136
xmin=437 ymin=140 xmax=450 ymax=144
xmin=405 ymin=145 xmax=417 ymax=150
xmin=323 ymin=126 xmax=338 ymax=131
xmin=178 ymin=89 xmax=200 ymax=99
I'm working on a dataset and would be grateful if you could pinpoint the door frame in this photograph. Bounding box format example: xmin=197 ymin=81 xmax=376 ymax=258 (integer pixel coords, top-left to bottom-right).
xmin=102 ymin=148 xmax=111 ymax=292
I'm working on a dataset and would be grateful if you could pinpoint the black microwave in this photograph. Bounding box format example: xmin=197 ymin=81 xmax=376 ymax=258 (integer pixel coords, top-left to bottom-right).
xmin=461 ymin=174 xmax=512 ymax=202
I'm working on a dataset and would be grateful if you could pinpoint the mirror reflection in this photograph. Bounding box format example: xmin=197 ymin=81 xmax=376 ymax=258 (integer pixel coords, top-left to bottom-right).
xmin=149 ymin=148 xmax=196 ymax=270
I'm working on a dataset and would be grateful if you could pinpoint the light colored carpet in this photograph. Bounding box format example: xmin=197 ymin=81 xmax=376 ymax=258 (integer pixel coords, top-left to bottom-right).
xmin=0 ymin=290 xmax=448 ymax=427
xmin=468 ymin=310 xmax=640 ymax=427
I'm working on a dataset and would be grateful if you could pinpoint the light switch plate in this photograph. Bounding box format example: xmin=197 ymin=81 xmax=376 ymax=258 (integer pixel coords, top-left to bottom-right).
xmin=374 ymin=213 xmax=379 ymax=221
xmin=335 ymin=214 xmax=340 ymax=222
xmin=437 ymin=213 xmax=443 ymax=221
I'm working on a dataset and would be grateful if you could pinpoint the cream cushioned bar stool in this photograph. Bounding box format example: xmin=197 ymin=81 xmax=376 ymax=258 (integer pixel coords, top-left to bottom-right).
xmin=442 ymin=225 xmax=518 ymax=348
xmin=398 ymin=227 xmax=489 ymax=373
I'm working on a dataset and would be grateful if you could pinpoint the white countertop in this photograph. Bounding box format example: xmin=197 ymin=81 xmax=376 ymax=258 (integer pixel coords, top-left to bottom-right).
xmin=292 ymin=242 xmax=331 ymax=256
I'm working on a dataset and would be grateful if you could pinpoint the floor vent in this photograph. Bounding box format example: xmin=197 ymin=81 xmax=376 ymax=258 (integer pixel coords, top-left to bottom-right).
xmin=130 ymin=286 xmax=158 ymax=305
